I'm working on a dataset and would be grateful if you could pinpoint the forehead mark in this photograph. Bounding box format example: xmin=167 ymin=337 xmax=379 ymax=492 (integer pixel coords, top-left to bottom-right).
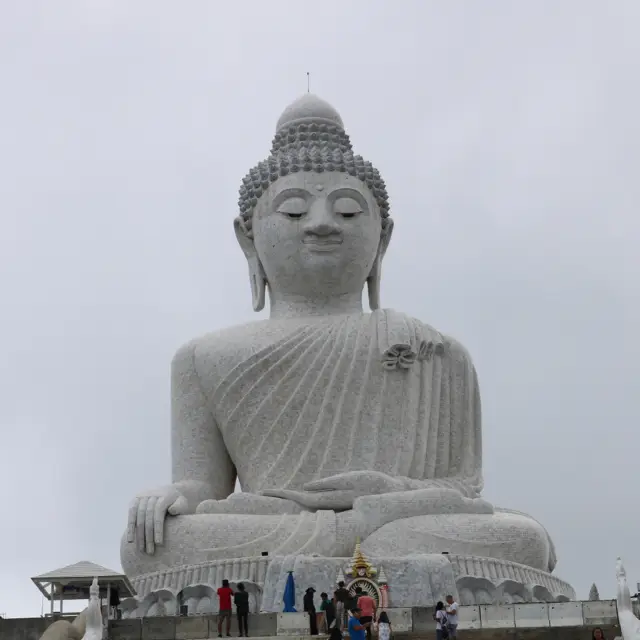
xmin=314 ymin=184 xmax=324 ymax=191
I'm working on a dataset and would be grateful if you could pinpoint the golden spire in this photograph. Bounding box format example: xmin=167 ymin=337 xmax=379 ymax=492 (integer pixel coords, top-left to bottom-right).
xmin=348 ymin=538 xmax=377 ymax=579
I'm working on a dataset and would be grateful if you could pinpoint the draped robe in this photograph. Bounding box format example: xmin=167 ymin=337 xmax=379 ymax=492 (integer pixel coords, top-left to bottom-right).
xmin=119 ymin=309 xmax=561 ymax=577
xmin=201 ymin=309 xmax=483 ymax=498
xmin=121 ymin=309 xmax=556 ymax=574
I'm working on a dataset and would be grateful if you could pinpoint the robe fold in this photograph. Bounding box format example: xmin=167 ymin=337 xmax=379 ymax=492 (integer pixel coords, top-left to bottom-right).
xmin=204 ymin=309 xmax=483 ymax=498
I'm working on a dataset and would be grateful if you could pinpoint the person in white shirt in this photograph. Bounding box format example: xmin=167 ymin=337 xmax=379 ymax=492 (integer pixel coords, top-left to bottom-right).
xmin=445 ymin=595 xmax=459 ymax=638
xmin=434 ymin=602 xmax=448 ymax=640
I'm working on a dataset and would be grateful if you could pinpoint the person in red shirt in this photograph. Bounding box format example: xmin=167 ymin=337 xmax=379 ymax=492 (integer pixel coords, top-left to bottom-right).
xmin=355 ymin=588 xmax=376 ymax=640
xmin=217 ymin=579 xmax=234 ymax=637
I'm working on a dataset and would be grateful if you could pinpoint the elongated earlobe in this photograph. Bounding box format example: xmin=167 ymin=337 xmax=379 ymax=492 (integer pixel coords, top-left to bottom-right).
xmin=248 ymin=257 xmax=267 ymax=312
xmin=234 ymin=216 xmax=267 ymax=313
xmin=367 ymin=259 xmax=382 ymax=311
xmin=367 ymin=218 xmax=394 ymax=311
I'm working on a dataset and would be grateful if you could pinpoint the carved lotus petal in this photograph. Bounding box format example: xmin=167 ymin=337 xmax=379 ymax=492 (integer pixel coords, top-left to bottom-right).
xmin=382 ymin=344 xmax=416 ymax=370
xmin=398 ymin=352 xmax=416 ymax=369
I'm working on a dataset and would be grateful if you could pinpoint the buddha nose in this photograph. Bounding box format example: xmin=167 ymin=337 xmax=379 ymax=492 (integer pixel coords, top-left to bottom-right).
xmin=303 ymin=200 xmax=342 ymax=238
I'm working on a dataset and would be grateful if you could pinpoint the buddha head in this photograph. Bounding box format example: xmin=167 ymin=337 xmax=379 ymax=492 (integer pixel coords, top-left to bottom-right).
xmin=234 ymin=94 xmax=393 ymax=313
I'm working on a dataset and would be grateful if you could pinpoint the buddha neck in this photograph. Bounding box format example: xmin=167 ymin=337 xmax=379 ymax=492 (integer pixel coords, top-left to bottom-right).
xmin=268 ymin=289 xmax=364 ymax=319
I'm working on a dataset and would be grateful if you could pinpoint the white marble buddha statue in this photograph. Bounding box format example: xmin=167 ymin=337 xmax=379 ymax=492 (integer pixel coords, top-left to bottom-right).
xmin=121 ymin=94 xmax=558 ymax=584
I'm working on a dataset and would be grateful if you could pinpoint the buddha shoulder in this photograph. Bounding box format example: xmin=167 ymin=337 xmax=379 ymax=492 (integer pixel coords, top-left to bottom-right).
xmin=170 ymin=319 xmax=301 ymax=380
xmin=441 ymin=332 xmax=475 ymax=366
xmin=394 ymin=311 xmax=475 ymax=367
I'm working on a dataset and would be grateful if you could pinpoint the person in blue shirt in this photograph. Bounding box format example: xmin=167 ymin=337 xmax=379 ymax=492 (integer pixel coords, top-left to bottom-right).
xmin=348 ymin=608 xmax=370 ymax=640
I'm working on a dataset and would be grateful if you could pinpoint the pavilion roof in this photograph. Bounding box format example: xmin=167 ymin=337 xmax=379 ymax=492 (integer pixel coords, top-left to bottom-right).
xmin=31 ymin=561 xmax=136 ymax=600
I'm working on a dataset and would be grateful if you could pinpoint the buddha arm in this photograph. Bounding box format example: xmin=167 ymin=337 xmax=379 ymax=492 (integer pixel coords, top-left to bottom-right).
xmin=171 ymin=341 xmax=236 ymax=510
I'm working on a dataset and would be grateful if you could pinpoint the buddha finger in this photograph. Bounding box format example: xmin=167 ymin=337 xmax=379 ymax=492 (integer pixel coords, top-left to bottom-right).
xmin=263 ymin=488 xmax=355 ymax=510
xmin=304 ymin=471 xmax=393 ymax=493
xmin=154 ymin=495 xmax=177 ymax=545
xmin=260 ymin=488 xmax=332 ymax=508
xmin=167 ymin=494 xmax=189 ymax=516
xmin=127 ymin=498 xmax=139 ymax=543
xmin=303 ymin=477 xmax=348 ymax=492
xmin=136 ymin=497 xmax=148 ymax=553
xmin=469 ymin=498 xmax=494 ymax=514
xmin=145 ymin=497 xmax=157 ymax=555
xmin=301 ymin=490 xmax=356 ymax=510
xmin=261 ymin=489 xmax=305 ymax=502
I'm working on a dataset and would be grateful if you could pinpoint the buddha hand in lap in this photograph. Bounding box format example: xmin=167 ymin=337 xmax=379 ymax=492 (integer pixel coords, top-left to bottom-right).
xmin=121 ymin=94 xmax=557 ymax=581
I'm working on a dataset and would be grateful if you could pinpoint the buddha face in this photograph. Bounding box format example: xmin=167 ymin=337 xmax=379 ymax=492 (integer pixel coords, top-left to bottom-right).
xmin=248 ymin=171 xmax=385 ymax=299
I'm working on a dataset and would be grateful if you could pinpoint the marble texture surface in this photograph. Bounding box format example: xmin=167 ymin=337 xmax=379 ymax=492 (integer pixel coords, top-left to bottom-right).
xmin=260 ymin=554 xmax=457 ymax=612
xmin=120 ymin=92 xmax=573 ymax=606
xmin=118 ymin=552 xmax=574 ymax=619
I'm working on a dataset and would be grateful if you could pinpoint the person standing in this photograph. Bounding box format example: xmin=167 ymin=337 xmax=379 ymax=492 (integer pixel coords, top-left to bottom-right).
xmin=234 ymin=583 xmax=250 ymax=637
xmin=320 ymin=592 xmax=336 ymax=632
xmin=355 ymin=590 xmax=376 ymax=640
xmin=334 ymin=581 xmax=349 ymax=631
xmin=434 ymin=602 xmax=448 ymax=640
xmin=217 ymin=580 xmax=234 ymax=638
xmin=445 ymin=595 xmax=458 ymax=638
xmin=376 ymin=611 xmax=392 ymax=640
xmin=303 ymin=587 xmax=318 ymax=636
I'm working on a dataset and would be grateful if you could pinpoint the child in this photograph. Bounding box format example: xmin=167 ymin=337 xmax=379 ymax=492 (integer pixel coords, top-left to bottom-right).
xmin=377 ymin=611 xmax=391 ymax=640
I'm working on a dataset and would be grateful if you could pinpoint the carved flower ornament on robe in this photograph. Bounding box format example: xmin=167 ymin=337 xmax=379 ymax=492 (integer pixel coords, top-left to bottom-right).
xmin=382 ymin=340 xmax=448 ymax=370
xmin=377 ymin=310 xmax=448 ymax=370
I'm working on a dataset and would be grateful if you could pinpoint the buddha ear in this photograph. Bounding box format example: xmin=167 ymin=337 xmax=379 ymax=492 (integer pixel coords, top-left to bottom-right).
xmin=234 ymin=216 xmax=266 ymax=312
xmin=367 ymin=217 xmax=394 ymax=311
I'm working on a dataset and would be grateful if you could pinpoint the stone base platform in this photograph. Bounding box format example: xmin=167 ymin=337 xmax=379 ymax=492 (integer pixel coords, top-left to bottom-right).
xmin=123 ymin=554 xmax=575 ymax=616
xmin=105 ymin=601 xmax=618 ymax=640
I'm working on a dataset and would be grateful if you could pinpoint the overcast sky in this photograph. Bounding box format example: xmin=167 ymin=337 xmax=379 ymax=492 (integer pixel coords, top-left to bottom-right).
xmin=1 ymin=1 xmax=639 ymax=618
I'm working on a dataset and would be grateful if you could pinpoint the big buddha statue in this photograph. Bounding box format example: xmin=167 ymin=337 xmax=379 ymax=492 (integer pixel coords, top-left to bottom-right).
xmin=120 ymin=94 xmax=575 ymax=611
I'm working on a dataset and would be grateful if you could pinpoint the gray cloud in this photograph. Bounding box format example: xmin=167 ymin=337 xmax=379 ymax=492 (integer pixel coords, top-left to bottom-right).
xmin=1 ymin=0 xmax=638 ymax=616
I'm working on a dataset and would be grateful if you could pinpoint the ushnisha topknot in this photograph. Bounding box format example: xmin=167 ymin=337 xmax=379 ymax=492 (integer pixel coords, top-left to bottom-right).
xmin=237 ymin=94 xmax=390 ymax=238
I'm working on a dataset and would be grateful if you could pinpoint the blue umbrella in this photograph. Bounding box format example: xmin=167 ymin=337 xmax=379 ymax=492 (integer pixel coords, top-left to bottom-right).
xmin=283 ymin=571 xmax=297 ymax=612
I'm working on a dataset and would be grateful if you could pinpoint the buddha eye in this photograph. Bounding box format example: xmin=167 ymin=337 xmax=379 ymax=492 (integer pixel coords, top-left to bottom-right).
xmin=334 ymin=197 xmax=362 ymax=219
xmin=277 ymin=196 xmax=308 ymax=219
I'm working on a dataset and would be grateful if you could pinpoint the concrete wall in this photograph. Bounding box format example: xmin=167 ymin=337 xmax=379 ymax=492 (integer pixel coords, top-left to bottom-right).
xmin=0 ymin=616 xmax=49 ymax=640
xmin=0 ymin=601 xmax=621 ymax=640
xmin=108 ymin=613 xmax=278 ymax=640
